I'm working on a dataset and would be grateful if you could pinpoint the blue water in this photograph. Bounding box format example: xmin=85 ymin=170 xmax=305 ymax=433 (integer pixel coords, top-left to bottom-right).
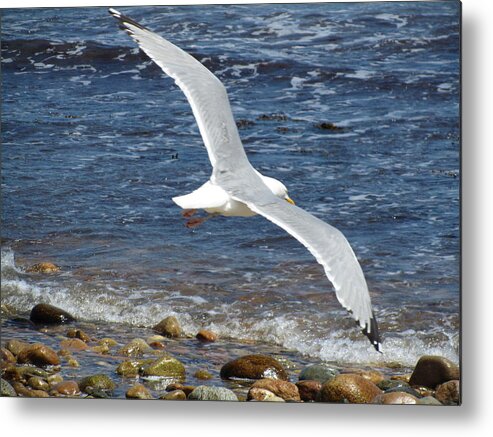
xmin=1 ymin=2 xmax=460 ymax=366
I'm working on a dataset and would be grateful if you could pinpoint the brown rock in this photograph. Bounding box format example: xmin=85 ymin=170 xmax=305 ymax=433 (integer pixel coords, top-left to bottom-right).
xmin=126 ymin=383 xmax=153 ymax=400
xmin=118 ymin=338 xmax=153 ymax=357
xmin=17 ymin=343 xmax=60 ymax=367
xmin=1 ymin=347 xmax=16 ymax=365
xmin=27 ymin=376 xmax=49 ymax=391
xmin=194 ymin=369 xmax=213 ymax=380
xmin=12 ymin=381 xmax=49 ymax=398
xmin=5 ymin=339 xmax=30 ymax=356
xmin=54 ymin=381 xmax=80 ymax=396
xmin=161 ymin=389 xmax=187 ymax=400
xmin=196 ymin=329 xmax=217 ymax=342
xmin=296 ymin=380 xmax=322 ymax=402
xmin=250 ymin=378 xmax=300 ymax=401
xmin=153 ymin=316 xmax=182 ymax=338
xmin=26 ymin=262 xmax=60 ymax=273
xmin=30 ymin=303 xmax=75 ymax=324
xmin=60 ymin=338 xmax=89 ymax=351
xmin=98 ymin=338 xmax=118 ymax=348
xmin=343 ymin=368 xmax=384 ymax=385
xmin=409 ymin=356 xmax=460 ymax=388
xmin=220 ymin=355 xmax=289 ymax=381
xmin=372 ymin=391 xmax=418 ymax=405
xmin=247 ymin=387 xmax=285 ymax=402
xmin=435 ymin=380 xmax=460 ymax=405
xmin=391 ymin=374 xmax=411 ymax=383
xmin=67 ymin=328 xmax=91 ymax=343
xmin=318 ymin=374 xmax=382 ymax=404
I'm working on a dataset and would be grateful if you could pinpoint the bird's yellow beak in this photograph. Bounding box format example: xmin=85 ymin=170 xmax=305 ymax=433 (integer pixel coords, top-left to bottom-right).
xmin=285 ymin=196 xmax=295 ymax=205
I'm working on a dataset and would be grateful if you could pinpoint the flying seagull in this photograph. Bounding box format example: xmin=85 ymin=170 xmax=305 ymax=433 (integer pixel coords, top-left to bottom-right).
xmin=109 ymin=8 xmax=381 ymax=351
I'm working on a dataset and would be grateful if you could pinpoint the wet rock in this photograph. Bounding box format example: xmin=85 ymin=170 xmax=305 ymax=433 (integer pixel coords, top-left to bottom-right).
xmin=385 ymin=385 xmax=421 ymax=398
xmin=91 ymin=344 xmax=110 ymax=354
xmin=413 ymin=385 xmax=435 ymax=398
xmin=1 ymin=378 xmax=17 ymax=397
xmin=126 ymin=383 xmax=153 ymax=400
xmin=318 ymin=374 xmax=382 ymax=404
xmin=12 ymin=381 xmax=49 ymax=398
xmin=3 ymin=365 xmax=52 ymax=383
xmin=377 ymin=379 xmax=408 ymax=391
xmin=26 ymin=262 xmax=60 ymax=273
xmin=60 ymin=338 xmax=89 ymax=351
xmin=257 ymin=113 xmax=288 ymax=121
xmin=47 ymin=374 xmax=64 ymax=388
xmin=54 ymin=381 xmax=80 ymax=396
xmin=247 ymin=387 xmax=285 ymax=402
xmin=409 ymin=356 xmax=460 ymax=389
xmin=17 ymin=343 xmax=60 ymax=367
xmin=140 ymin=355 xmax=186 ymax=379
xmin=118 ymin=338 xmax=153 ymax=357
xmin=153 ymin=316 xmax=182 ymax=338
xmin=236 ymin=119 xmax=255 ymax=129
xmin=79 ymin=374 xmax=116 ymax=393
xmin=98 ymin=338 xmax=118 ymax=348
xmin=1 ymin=347 xmax=16 ymax=366
xmin=196 ymin=329 xmax=217 ymax=342
xmin=66 ymin=328 xmax=91 ymax=343
xmin=417 ymin=396 xmax=443 ymax=406
xmin=27 ymin=376 xmax=49 ymax=391
xmin=220 ymin=354 xmax=288 ymax=381
xmin=166 ymin=383 xmax=195 ymax=396
xmin=299 ymin=364 xmax=339 ymax=383
xmin=160 ymin=389 xmax=187 ymax=400
xmin=314 ymin=121 xmax=344 ymax=131
xmin=188 ymin=385 xmax=238 ymax=401
xmin=391 ymin=373 xmax=412 ymax=383
xmin=342 ymin=369 xmax=384 ymax=385
xmin=250 ymin=378 xmax=300 ymax=401
xmin=5 ymin=339 xmax=30 ymax=356
xmin=116 ymin=359 xmax=154 ymax=377
xmin=372 ymin=391 xmax=418 ymax=405
xmin=194 ymin=369 xmax=213 ymax=380
xmin=67 ymin=357 xmax=80 ymax=367
xmin=435 ymin=380 xmax=460 ymax=405
xmin=296 ymin=380 xmax=322 ymax=402
xmin=1 ymin=303 xmax=16 ymax=317
xmin=30 ymin=303 xmax=75 ymax=324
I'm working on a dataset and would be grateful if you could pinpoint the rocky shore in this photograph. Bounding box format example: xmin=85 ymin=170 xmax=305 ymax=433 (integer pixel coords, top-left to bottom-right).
xmin=1 ymin=302 xmax=460 ymax=405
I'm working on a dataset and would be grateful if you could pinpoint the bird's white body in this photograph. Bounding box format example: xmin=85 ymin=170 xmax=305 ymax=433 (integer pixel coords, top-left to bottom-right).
xmin=173 ymin=174 xmax=289 ymax=217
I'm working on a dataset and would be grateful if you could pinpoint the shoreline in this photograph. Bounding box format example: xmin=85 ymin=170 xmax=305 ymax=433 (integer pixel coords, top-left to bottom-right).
xmin=1 ymin=303 xmax=459 ymax=404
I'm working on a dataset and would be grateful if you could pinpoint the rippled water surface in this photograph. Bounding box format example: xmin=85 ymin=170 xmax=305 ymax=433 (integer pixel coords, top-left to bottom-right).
xmin=1 ymin=2 xmax=460 ymax=366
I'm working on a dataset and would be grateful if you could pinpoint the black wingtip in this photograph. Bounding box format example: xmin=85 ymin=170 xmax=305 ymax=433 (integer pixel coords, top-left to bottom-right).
xmin=362 ymin=313 xmax=382 ymax=352
xmin=108 ymin=8 xmax=148 ymax=32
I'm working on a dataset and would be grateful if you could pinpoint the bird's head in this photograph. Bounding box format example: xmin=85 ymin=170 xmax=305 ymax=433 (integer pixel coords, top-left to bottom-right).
xmin=260 ymin=174 xmax=295 ymax=205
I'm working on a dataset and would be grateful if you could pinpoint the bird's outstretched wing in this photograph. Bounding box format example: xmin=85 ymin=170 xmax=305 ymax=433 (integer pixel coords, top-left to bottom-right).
xmin=109 ymin=9 xmax=381 ymax=351
xmin=222 ymin=172 xmax=381 ymax=351
xmin=109 ymin=8 xmax=253 ymax=175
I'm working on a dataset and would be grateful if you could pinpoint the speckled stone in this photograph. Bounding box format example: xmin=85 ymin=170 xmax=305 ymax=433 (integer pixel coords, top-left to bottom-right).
xmin=435 ymin=380 xmax=460 ymax=405
xmin=318 ymin=374 xmax=382 ymax=404
xmin=17 ymin=343 xmax=60 ymax=367
xmin=153 ymin=316 xmax=182 ymax=338
xmin=188 ymin=385 xmax=238 ymax=401
xmin=220 ymin=355 xmax=288 ymax=381
xmin=298 ymin=364 xmax=339 ymax=383
xmin=126 ymin=383 xmax=153 ymax=400
xmin=296 ymin=380 xmax=322 ymax=402
xmin=250 ymin=378 xmax=300 ymax=401
xmin=372 ymin=391 xmax=418 ymax=405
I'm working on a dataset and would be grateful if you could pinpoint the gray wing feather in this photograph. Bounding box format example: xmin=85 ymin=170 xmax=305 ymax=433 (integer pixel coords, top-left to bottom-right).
xmin=219 ymin=170 xmax=380 ymax=350
xmin=109 ymin=8 xmax=252 ymax=174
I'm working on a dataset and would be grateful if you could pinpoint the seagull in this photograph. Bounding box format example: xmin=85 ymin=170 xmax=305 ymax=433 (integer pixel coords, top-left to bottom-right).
xmin=109 ymin=8 xmax=381 ymax=351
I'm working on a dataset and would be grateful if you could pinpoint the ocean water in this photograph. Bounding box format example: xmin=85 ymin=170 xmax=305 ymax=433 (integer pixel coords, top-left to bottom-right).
xmin=1 ymin=2 xmax=460 ymax=367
